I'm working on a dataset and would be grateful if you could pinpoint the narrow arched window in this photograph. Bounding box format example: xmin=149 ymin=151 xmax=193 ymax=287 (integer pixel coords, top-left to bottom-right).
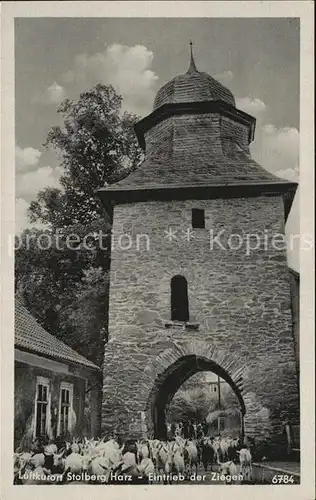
xmin=171 ymin=275 xmax=189 ymax=322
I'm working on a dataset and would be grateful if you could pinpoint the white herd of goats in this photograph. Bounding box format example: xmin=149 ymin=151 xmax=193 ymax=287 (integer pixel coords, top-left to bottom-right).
xmin=14 ymin=435 xmax=253 ymax=485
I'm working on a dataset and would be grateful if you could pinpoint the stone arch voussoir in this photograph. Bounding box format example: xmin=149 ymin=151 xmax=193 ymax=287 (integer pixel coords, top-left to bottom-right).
xmin=137 ymin=341 xmax=256 ymax=434
xmin=142 ymin=340 xmax=248 ymax=391
xmin=137 ymin=341 xmax=271 ymax=439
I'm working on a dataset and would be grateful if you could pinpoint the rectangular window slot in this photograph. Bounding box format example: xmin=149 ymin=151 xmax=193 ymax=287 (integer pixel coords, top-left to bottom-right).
xmin=58 ymin=382 xmax=74 ymax=436
xmin=34 ymin=377 xmax=50 ymax=438
xmin=171 ymin=275 xmax=189 ymax=322
xmin=192 ymin=208 xmax=205 ymax=229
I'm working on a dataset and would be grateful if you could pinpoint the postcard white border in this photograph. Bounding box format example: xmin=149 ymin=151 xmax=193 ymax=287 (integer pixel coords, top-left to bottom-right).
xmin=1 ymin=2 xmax=314 ymax=500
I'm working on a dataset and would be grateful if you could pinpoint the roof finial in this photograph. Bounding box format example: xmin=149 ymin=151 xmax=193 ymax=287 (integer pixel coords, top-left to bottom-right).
xmin=187 ymin=40 xmax=198 ymax=73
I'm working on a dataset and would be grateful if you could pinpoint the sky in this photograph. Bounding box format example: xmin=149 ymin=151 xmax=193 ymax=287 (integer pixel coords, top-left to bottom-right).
xmin=15 ymin=18 xmax=300 ymax=270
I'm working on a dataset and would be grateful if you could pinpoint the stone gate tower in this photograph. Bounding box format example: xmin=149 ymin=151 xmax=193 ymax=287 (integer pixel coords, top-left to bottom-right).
xmin=99 ymin=46 xmax=299 ymax=443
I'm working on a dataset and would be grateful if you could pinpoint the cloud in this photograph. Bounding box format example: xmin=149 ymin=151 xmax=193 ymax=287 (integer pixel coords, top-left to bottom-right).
xmin=275 ymin=167 xmax=299 ymax=182
xmin=32 ymin=81 xmax=66 ymax=106
xmin=61 ymin=43 xmax=159 ymax=116
xmin=15 ymin=145 xmax=42 ymax=172
xmin=215 ymin=70 xmax=233 ymax=84
xmin=15 ymin=198 xmax=31 ymax=234
xmin=236 ymin=97 xmax=266 ymax=117
xmin=47 ymin=82 xmax=66 ymax=104
xmin=16 ymin=166 xmax=63 ymax=201
xmin=15 ymin=164 xmax=63 ymax=233
xmin=251 ymin=124 xmax=299 ymax=181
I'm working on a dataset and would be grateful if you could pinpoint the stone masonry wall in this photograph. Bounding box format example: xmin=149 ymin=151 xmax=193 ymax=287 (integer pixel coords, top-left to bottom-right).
xmin=289 ymin=270 xmax=300 ymax=375
xmin=102 ymin=195 xmax=299 ymax=441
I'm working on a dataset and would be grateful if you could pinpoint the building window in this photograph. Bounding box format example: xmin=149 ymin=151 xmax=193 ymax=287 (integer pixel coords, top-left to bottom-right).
xmin=171 ymin=275 xmax=189 ymax=322
xmin=58 ymin=382 xmax=74 ymax=436
xmin=34 ymin=377 xmax=50 ymax=438
xmin=219 ymin=417 xmax=225 ymax=431
xmin=192 ymin=208 xmax=205 ymax=229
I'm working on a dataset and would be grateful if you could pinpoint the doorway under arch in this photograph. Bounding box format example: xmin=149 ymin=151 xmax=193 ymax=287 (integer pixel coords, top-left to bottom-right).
xmin=147 ymin=354 xmax=246 ymax=440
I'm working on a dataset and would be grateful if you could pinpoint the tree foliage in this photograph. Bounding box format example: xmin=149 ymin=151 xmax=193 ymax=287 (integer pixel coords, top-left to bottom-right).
xmin=15 ymin=84 xmax=143 ymax=365
xmin=28 ymin=84 xmax=143 ymax=228
xmin=168 ymin=387 xmax=217 ymax=423
xmin=58 ymin=267 xmax=109 ymax=366
xmin=167 ymin=377 xmax=241 ymax=424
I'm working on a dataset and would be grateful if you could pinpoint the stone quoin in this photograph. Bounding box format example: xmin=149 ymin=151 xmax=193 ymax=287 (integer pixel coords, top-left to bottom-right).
xmin=98 ymin=44 xmax=299 ymax=442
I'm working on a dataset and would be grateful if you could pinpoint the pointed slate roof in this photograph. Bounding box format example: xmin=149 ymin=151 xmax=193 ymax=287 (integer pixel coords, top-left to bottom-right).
xmin=154 ymin=42 xmax=235 ymax=109
xmin=15 ymin=299 xmax=99 ymax=370
xmin=107 ymin=152 xmax=286 ymax=190
xmin=98 ymin=44 xmax=297 ymax=217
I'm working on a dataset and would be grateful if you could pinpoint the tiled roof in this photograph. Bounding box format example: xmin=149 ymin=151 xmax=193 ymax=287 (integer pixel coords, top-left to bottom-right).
xmin=106 ymin=116 xmax=291 ymax=191
xmin=98 ymin=49 xmax=297 ymax=219
xmin=154 ymin=70 xmax=235 ymax=110
xmin=154 ymin=50 xmax=235 ymax=109
xmin=108 ymin=148 xmax=285 ymax=191
xmin=15 ymin=299 xmax=99 ymax=370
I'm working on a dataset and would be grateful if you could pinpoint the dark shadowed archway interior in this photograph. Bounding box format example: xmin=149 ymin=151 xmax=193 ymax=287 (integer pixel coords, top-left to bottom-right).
xmin=148 ymin=355 xmax=245 ymax=440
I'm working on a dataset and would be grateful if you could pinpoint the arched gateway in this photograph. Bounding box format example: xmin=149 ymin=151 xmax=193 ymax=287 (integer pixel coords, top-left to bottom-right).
xmin=150 ymin=356 xmax=246 ymax=440
xmin=143 ymin=343 xmax=247 ymax=440
xmin=98 ymin=45 xmax=299 ymax=444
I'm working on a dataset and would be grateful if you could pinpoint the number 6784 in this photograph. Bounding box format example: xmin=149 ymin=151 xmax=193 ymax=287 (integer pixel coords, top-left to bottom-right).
xmin=272 ymin=475 xmax=295 ymax=484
